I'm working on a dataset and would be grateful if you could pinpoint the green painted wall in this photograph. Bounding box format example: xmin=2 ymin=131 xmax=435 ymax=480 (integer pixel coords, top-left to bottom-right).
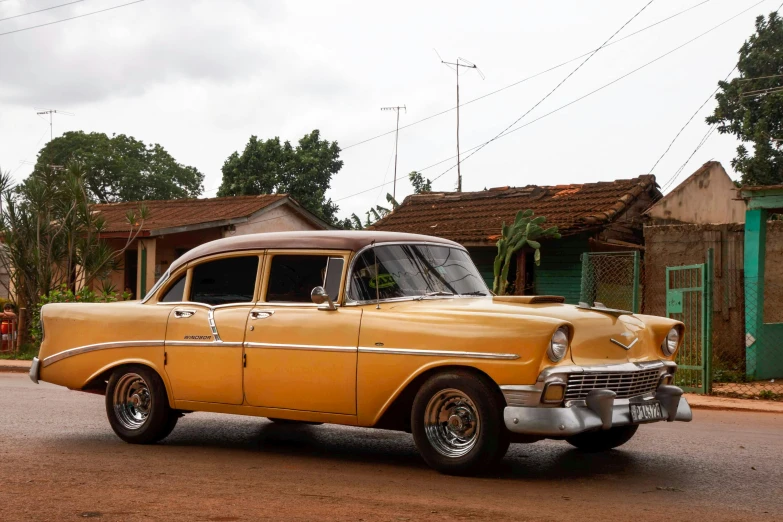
xmin=467 ymin=233 xmax=589 ymax=303
xmin=468 ymin=247 xmax=497 ymax=290
xmin=533 ymin=234 xmax=589 ymax=304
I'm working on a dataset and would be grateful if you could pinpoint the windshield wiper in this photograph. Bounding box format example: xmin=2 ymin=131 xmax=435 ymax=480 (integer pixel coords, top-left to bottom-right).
xmin=460 ymin=291 xmax=487 ymax=296
xmin=414 ymin=291 xmax=455 ymax=301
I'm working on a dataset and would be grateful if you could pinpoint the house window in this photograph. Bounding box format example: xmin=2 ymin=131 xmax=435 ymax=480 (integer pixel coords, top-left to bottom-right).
xmin=190 ymin=256 xmax=259 ymax=306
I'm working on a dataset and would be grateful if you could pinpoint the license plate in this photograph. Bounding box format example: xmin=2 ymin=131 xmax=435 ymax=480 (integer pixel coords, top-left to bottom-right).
xmin=629 ymin=401 xmax=664 ymax=423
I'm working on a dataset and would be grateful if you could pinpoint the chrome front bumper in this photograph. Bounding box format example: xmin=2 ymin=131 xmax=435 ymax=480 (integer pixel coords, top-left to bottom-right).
xmin=503 ymin=385 xmax=692 ymax=437
xmin=29 ymin=357 xmax=40 ymax=384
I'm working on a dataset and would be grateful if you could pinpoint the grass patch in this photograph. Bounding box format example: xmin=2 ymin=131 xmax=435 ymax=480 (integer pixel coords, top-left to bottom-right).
xmin=0 ymin=343 xmax=39 ymax=360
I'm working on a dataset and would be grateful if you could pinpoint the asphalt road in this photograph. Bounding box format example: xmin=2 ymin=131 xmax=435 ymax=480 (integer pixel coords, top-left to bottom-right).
xmin=1 ymin=373 xmax=781 ymax=522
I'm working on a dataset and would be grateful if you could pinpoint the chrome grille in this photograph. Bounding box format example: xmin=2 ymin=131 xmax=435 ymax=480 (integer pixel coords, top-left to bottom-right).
xmin=565 ymin=369 xmax=661 ymax=400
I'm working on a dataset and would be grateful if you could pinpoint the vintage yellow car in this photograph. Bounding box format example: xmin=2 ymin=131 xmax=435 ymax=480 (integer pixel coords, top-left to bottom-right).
xmin=30 ymin=231 xmax=691 ymax=474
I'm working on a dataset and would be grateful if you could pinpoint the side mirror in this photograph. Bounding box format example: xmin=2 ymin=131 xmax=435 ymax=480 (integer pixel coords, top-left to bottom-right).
xmin=310 ymin=286 xmax=337 ymax=311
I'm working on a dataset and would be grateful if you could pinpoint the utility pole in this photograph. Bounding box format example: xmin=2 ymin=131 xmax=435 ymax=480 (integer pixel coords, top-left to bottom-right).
xmin=35 ymin=108 xmax=74 ymax=142
xmin=380 ymin=105 xmax=406 ymax=200
xmin=438 ymin=55 xmax=483 ymax=192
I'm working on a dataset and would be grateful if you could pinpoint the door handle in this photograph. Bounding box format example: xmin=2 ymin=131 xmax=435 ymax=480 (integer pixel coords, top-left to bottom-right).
xmin=250 ymin=310 xmax=274 ymax=320
xmin=174 ymin=309 xmax=197 ymax=318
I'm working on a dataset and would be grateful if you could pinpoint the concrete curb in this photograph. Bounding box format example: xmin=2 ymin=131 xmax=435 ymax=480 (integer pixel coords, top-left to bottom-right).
xmin=0 ymin=360 xmax=32 ymax=374
xmin=685 ymin=393 xmax=783 ymax=414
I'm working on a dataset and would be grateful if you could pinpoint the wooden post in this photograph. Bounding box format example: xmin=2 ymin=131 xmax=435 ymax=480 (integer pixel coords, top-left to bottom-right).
xmin=15 ymin=308 xmax=24 ymax=355
xmin=514 ymin=251 xmax=526 ymax=295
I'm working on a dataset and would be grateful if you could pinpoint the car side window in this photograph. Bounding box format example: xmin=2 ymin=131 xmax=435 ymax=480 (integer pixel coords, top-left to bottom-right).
xmin=190 ymin=256 xmax=259 ymax=306
xmin=160 ymin=274 xmax=186 ymax=302
xmin=266 ymin=255 xmax=340 ymax=303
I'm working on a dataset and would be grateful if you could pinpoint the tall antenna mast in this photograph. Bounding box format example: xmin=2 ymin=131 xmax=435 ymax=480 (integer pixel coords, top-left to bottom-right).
xmin=437 ymin=53 xmax=484 ymax=192
xmin=380 ymin=105 xmax=406 ymax=200
xmin=35 ymin=108 xmax=75 ymax=142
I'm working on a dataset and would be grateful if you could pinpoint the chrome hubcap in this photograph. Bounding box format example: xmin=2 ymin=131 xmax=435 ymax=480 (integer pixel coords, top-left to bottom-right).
xmin=113 ymin=373 xmax=151 ymax=430
xmin=424 ymin=388 xmax=480 ymax=458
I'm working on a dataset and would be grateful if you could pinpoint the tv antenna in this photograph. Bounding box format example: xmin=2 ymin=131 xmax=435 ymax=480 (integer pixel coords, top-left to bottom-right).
xmin=35 ymin=108 xmax=75 ymax=142
xmin=380 ymin=105 xmax=406 ymax=200
xmin=436 ymin=50 xmax=484 ymax=192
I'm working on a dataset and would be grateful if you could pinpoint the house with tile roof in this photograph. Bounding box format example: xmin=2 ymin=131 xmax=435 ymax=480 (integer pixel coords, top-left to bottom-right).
xmin=371 ymin=176 xmax=661 ymax=303
xmin=94 ymin=194 xmax=331 ymax=299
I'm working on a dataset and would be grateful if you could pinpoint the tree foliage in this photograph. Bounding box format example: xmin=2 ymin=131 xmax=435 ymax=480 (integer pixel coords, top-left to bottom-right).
xmin=409 ymin=171 xmax=432 ymax=194
xmin=218 ymin=130 xmax=345 ymax=226
xmin=31 ymin=131 xmax=204 ymax=203
xmin=493 ymin=209 xmax=560 ymax=296
xmin=707 ymin=12 xmax=783 ymax=185
xmin=351 ymin=193 xmax=399 ymax=229
xmin=0 ymin=165 xmax=146 ymax=338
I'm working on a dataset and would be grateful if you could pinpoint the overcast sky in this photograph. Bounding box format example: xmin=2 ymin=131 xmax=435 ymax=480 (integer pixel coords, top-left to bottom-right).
xmin=0 ymin=0 xmax=773 ymax=221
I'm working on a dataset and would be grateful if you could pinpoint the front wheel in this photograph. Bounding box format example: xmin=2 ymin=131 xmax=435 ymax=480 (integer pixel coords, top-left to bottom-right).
xmin=105 ymin=365 xmax=177 ymax=444
xmin=411 ymin=371 xmax=509 ymax=475
xmin=566 ymin=424 xmax=639 ymax=452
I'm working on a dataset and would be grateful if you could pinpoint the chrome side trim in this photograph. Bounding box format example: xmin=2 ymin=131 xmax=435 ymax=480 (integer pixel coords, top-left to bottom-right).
xmin=207 ymin=309 xmax=222 ymax=342
xmin=166 ymin=341 xmax=243 ymax=347
xmin=358 ymin=346 xmax=519 ymax=360
xmin=244 ymin=342 xmax=356 ymax=353
xmin=42 ymin=340 xmax=165 ymax=367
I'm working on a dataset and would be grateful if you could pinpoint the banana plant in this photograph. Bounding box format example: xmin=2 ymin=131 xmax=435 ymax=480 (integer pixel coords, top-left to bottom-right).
xmin=492 ymin=209 xmax=561 ymax=296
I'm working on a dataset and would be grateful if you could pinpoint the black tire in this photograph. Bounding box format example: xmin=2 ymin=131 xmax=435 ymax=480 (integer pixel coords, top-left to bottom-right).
xmin=566 ymin=425 xmax=639 ymax=452
xmin=267 ymin=418 xmax=323 ymax=426
xmin=411 ymin=370 xmax=510 ymax=475
xmin=105 ymin=365 xmax=177 ymax=444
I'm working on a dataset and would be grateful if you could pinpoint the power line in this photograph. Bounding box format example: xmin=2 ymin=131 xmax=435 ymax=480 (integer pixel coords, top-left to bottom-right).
xmin=0 ymin=0 xmax=144 ymax=37
xmin=662 ymin=125 xmax=718 ymax=191
xmin=341 ymin=0 xmax=714 ymax=152
xmin=334 ymin=0 xmax=766 ymax=203
xmin=0 ymin=0 xmax=84 ymax=23
xmin=649 ymin=67 xmax=737 ymax=175
xmin=428 ymin=0 xmax=657 ymax=184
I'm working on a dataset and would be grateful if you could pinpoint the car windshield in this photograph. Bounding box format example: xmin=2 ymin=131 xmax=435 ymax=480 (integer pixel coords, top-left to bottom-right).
xmin=348 ymin=244 xmax=489 ymax=302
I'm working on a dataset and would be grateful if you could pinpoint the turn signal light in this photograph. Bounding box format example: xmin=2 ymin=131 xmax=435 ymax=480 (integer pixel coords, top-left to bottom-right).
xmin=542 ymin=382 xmax=566 ymax=404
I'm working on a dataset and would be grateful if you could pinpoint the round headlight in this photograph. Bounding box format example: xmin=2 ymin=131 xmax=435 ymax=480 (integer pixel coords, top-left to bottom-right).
xmin=662 ymin=327 xmax=679 ymax=356
xmin=548 ymin=326 xmax=569 ymax=362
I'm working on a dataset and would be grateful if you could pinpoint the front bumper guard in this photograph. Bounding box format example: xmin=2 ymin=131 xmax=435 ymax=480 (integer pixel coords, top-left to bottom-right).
xmin=504 ymin=384 xmax=692 ymax=438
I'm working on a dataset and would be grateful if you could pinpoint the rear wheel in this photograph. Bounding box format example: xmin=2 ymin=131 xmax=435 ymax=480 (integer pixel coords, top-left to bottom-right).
xmin=566 ymin=425 xmax=639 ymax=452
xmin=411 ymin=371 xmax=509 ymax=475
xmin=105 ymin=365 xmax=177 ymax=444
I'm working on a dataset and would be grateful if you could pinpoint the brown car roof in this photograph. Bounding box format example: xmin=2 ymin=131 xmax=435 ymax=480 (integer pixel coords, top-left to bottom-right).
xmin=169 ymin=230 xmax=462 ymax=272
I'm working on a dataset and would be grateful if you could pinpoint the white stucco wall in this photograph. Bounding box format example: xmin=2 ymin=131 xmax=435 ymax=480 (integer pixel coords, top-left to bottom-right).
xmin=647 ymin=162 xmax=746 ymax=225
xmin=226 ymin=204 xmax=322 ymax=237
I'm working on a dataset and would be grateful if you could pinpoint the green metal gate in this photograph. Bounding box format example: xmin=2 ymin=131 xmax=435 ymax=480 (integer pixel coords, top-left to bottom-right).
xmin=665 ymin=249 xmax=713 ymax=394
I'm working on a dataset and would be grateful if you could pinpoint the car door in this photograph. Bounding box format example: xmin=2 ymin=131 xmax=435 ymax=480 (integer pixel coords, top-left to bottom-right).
xmin=164 ymin=253 xmax=261 ymax=405
xmin=242 ymin=250 xmax=361 ymax=415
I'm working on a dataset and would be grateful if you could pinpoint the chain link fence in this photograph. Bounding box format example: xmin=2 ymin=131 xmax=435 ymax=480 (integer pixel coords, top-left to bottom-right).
xmin=579 ymin=252 xmax=641 ymax=312
xmin=709 ymin=272 xmax=783 ymax=400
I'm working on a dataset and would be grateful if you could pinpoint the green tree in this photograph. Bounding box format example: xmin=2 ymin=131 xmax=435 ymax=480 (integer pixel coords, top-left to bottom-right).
xmin=31 ymin=131 xmax=204 ymax=203
xmin=493 ymin=210 xmax=560 ymax=296
xmin=707 ymin=12 xmax=783 ymax=185
xmin=0 ymin=164 xmax=146 ymax=343
xmin=409 ymin=171 xmax=432 ymax=194
xmin=218 ymin=130 xmax=344 ymax=225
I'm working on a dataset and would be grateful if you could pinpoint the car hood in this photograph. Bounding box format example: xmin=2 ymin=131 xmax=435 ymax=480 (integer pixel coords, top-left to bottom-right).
xmin=384 ymin=296 xmax=674 ymax=366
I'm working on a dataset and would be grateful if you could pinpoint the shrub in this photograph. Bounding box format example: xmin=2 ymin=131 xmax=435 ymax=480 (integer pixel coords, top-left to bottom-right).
xmin=29 ymin=286 xmax=130 ymax=343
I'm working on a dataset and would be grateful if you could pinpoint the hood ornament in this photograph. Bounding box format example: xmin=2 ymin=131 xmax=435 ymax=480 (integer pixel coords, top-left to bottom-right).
xmin=610 ymin=332 xmax=638 ymax=351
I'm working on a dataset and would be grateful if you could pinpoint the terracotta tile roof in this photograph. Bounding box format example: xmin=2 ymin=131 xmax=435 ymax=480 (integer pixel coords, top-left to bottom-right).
xmin=371 ymin=176 xmax=659 ymax=244
xmin=94 ymin=194 xmax=289 ymax=234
